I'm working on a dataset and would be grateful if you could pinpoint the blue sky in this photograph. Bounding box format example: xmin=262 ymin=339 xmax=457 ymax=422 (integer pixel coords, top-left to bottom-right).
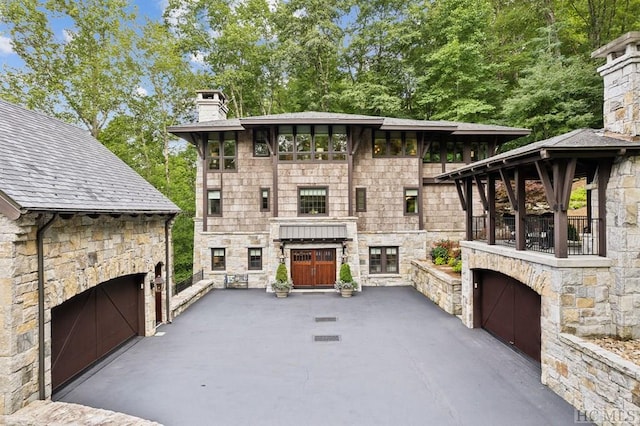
xmin=0 ymin=0 xmax=168 ymax=70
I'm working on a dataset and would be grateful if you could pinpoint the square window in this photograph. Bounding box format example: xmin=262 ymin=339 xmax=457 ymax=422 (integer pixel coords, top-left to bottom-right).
xmin=208 ymin=190 xmax=221 ymax=216
xmin=299 ymin=187 xmax=327 ymax=215
xmin=405 ymin=188 xmax=418 ymax=214
xmin=211 ymin=248 xmax=225 ymax=271
xmin=248 ymin=248 xmax=262 ymax=270
xmin=369 ymin=246 xmax=399 ymax=274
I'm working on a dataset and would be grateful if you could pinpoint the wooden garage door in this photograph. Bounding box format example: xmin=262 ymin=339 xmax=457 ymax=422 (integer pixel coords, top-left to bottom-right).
xmin=291 ymin=249 xmax=336 ymax=287
xmin=478 ymin=270 xmax=541 ymax=362
xmin=51 ymin=274 xmax=143 ymax=390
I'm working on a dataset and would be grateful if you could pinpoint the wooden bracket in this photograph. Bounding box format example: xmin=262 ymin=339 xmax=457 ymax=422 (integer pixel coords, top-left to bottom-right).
xmin=499 ymin=169 xmax=517 ymax=211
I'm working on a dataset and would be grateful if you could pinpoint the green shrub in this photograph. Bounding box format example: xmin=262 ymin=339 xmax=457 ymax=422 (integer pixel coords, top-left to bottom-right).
xmin=434 ymin=256 xmax=446 ymax=265
xmin=431 ymin=246 xmax=448 ymax=262
xmin=452 ymin=260 xmax=463 ymax=273
xmin=275 ymin=263 xmax=288 ymax=283
xmin=339 ymin=263 xmax=353 ymax=283
xmin=447 ymin=256 xmax=457 ymax=267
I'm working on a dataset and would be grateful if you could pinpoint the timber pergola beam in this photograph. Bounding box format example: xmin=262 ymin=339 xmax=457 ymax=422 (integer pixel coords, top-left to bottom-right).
xmin=435 ymin=129 xmax=640 ymax=258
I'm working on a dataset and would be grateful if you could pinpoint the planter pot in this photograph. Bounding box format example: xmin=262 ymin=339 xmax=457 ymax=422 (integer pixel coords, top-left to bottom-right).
xmin=274 ymin=289 xmax=289 ymax=298
xmin=340 ymin=287 xmax=353 ymax=298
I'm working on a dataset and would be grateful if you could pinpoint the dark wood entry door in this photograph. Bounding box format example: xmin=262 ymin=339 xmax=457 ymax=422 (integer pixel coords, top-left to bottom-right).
xmin=51 ymin=274 xmax=143 ymax=390
xmin=478 ymin=270 xmax=541 ymax=362
xmin=291 ymin=249 xmax=336 ymax=287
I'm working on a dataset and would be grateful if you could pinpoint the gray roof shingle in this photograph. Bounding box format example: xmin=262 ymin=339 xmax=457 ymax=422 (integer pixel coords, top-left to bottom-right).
xmin=168 ymin=111 xmax=530 ymax=136
xmin=0 ymin=100 xmax=180 ymax=215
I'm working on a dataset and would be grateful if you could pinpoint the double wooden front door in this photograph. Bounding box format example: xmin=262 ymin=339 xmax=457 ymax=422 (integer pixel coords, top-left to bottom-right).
xmin=291 ymin=249 xmax=336 ymax=287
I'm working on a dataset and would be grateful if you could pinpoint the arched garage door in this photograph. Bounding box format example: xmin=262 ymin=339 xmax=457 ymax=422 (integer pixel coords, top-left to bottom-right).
xmin=51 ymin=274 xmax=144 ymax=390
xmin=476 ymin=270 xmax=541 ymax=362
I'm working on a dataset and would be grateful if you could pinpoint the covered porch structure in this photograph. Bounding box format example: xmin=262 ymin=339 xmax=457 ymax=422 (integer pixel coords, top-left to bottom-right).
xmin=436 ymin=129 xmax=640 ymax=258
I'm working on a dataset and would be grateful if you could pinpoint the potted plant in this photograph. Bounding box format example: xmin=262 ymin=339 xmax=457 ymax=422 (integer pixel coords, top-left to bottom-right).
xmin=272 ymin=263 xmax=292 ymax=298
xmin=335 ymin=263 xmax=357 ymax=297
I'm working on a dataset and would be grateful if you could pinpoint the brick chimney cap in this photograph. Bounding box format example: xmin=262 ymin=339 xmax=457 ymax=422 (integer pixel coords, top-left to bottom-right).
xmin=592 ymin=31 xmax=640 ymax=59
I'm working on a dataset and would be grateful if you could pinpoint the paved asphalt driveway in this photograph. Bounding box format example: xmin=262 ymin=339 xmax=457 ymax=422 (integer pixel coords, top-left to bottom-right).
xmin=56 ymin=287 xmax=580 ymax=426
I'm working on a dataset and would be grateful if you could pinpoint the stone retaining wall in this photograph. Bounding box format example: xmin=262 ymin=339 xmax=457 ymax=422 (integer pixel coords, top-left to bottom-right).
xmin=545 ymin=334 xmax=640 ymax=425
xmin=171 ymin=280 xmax=215 ymax=318
xmin=410 ymin=260 xmax=461 ymax=315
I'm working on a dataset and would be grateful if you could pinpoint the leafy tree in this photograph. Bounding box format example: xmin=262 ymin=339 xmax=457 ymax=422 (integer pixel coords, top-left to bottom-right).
xmin=412 ymin=0 xmax=503 ymax=122
xmin=1 ymin=0 xmax=139 ymax=138
xmin=501 ymin=30 xmax=602 ymax=144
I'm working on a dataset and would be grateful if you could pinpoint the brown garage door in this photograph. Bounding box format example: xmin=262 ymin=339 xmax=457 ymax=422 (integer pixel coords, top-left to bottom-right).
xmin=477 ymin=270 xmax=541 ymax=362
xmin=51 ymin=274 xmax=143 ymax=390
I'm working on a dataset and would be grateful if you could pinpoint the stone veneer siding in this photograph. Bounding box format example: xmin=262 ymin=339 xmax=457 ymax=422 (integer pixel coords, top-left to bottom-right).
xmin=547 ymin=334 xmax=640 ymax=425
xmin=0 ymin=212 xmax=168 ymax=416
xmin=606 ymin=155 xmax=640 ymax=338
xmin=410 ymin=260 xmax=461 ymax=315
xmin=357 ymin=231 xmax=426 ymax=286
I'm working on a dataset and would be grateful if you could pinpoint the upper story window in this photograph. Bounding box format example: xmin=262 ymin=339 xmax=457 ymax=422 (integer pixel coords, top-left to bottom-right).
xmin=404 ymin=188 xmax=418 ymax=214
xmin=373 ymin=131 xmax=418 ymax=158
xmin=254 ymin=129 xmax=270 ymax=157
xmin=355 ymin=187 xmax=366 ymax=212
xmin=470 ymin=141 xmax=488 ymax=162
xmin=209 ymin=131 xmax=237 ymax=171
xmin=423 ymin=138 xmax=487 ymax=164
xmin=278 ymin=125 xmax=347 ymax=162
xmin=299 ymin=187 xmax=328 ymax=215
xmin=260 ymin=188 xmax=270 ymax=212
xmin=207 ymin=190 xmax=222 ymax=216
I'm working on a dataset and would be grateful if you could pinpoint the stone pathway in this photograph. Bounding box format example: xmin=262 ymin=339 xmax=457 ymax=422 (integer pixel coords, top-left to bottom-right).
xmin=4 ymin=400 xmax=160 ymax=426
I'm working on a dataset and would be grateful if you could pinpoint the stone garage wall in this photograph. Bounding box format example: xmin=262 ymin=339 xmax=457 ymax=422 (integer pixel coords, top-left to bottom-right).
xmin=410 ymin=260 xmax=461 ymax=315
xmin=0 ymin=212 xmax=168 ymax=416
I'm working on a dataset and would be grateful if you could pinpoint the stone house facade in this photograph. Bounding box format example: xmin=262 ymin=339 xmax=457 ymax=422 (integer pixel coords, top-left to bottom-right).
xmin=0 ymin=100 xmax=180 ymax=417
xmin=168 ymin=94 xmax=529 ymax=290
xmin=435 ymin=32 xmax=640 ymax=424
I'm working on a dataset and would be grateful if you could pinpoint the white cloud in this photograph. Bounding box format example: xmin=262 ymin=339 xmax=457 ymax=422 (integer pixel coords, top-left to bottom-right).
xmin=62 ymin=29 xmax=75 ymax=43
xmin=0 ymin=36 xmax=14 ymax=55
xmin=190 ymin=51 xmax=205 ymax=64
xmin=135 ymin=86 xmax=148 ymax=97
xmin=292 ymin=8 xmax=307 ymax=18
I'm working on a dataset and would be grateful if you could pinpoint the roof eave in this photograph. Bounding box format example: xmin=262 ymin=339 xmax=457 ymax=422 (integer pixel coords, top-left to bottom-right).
xmin=451 ymin=130 xmax=531 ymax=136
xmin=0 ymin=191 xmax=22 ymax=220
xmin=239 ymin=117 xmax=385 ymax=126
xmin=379 ymin=124 xmax=457 ymax=131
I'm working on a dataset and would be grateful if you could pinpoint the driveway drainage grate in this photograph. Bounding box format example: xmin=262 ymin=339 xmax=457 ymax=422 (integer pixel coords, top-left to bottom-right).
xmin=314 ymin=335 xmax=341 ymax=342
xmin=315 ymin=317 xmax=337 ymax=322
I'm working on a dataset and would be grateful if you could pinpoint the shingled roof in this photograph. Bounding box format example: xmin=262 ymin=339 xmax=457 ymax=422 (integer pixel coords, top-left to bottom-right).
xmin=0 ymin=100 xmax=180 ymax=218
xmin=168 ymin=110 xmax=530 ymax=144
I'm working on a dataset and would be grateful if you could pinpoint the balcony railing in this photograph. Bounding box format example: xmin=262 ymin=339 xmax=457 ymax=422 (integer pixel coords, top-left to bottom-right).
xmin=473 ymin=215 xmax=600 ymax=255
xmin=173 ymin=269 xmax=204 ymax=295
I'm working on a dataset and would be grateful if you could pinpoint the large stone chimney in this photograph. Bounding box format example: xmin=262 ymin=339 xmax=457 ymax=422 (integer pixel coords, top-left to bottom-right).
xmin=592 ymin=32 xmax=640 ymax=140
xmin=196 ymin=90 xmax=228 ymax=122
